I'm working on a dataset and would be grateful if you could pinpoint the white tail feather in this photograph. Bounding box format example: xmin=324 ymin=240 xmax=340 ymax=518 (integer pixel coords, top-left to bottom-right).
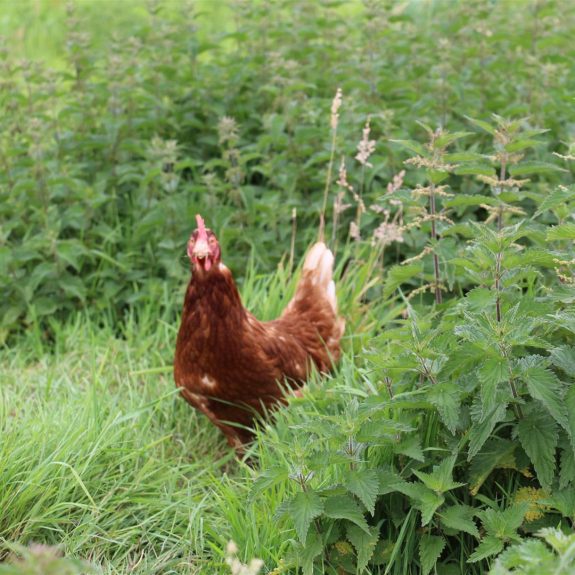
xmin=303 ymin=242 xmax=337 ymax=312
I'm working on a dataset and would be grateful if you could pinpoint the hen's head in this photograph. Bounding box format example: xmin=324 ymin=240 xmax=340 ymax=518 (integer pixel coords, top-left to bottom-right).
xmin=187 ymin=214 xmax=221 ymax=273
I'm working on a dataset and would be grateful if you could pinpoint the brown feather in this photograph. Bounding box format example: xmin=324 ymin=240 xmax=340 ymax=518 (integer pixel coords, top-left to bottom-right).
xmin=174 ymin=242 xmax=344 ymax=453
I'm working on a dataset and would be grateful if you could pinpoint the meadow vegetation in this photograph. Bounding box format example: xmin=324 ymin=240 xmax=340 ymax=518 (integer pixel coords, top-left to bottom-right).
xmin=1 ymin=0 xmax=575 ymax=573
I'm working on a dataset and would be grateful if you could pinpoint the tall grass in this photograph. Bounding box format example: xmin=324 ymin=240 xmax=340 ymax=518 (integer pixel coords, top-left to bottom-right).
xmin=0 ymin=249 xmax=386 ymax=573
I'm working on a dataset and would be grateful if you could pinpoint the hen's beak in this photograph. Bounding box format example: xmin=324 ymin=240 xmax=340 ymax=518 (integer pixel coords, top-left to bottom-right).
xmin=192 ymin=238 xmax=210 ymax=259
xmin=192 ymin=238 xmax=212 ymax=271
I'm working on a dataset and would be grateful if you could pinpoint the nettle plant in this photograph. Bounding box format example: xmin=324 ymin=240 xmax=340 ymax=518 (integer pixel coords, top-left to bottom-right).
xmin=252 ymin=117 xmax=574 ymax=574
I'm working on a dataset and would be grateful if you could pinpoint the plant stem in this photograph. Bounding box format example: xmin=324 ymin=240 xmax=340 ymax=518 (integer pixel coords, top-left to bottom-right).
xmin=495 ymin=251 xmax=502 ymax=323
xmin=319 ymin=126 xmax=337 ymax=242
xmin=429 ymin=182 xmax=442 ymax=304
xmin=289 ymin=207 xmax=297 ymax=275
xmin=497 ymin=156 xmax=507 ymax=231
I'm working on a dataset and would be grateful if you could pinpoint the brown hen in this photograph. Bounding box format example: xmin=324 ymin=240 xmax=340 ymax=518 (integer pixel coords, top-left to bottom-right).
xmin=174 ymin=215 xmax=344 ymax=452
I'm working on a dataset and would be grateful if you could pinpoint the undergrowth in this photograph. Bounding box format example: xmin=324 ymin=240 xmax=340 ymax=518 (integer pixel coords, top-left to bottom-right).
xmin=2 ymin=1 xmax=575 ymax=574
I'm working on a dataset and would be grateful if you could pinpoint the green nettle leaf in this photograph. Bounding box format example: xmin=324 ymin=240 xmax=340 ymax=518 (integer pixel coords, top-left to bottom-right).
xmin=323 ymin=495 xmax=370 ymax=534
xmin=453 ymin=164 xmax=496 ymax=176
xmin=550 ymin=346 xmax=575 ymax=378
xmin=559 ymin=443 xmax=575 ymax=490
xmin=390 ymin=139 xmax=428 ymax=156
xmin=346 ymin=523 xmax=381 ymax=573
xmin=509 ymin=161 xmax=565 ymax=176
xmin=519 ymin=359 xmax=569 ymax=432
xmin=534 ymin=186 xmax=575 ymax=217
xmin=445 ymin=194 xmax=498 ymax=207
xmin=517 ymin=409 xmax=559 ymax=489
xmin=468 ymin=536 xmax=504 ymax=563
xmin=468 ymin=398 xmax=508 ymax=460
xmin=468 ymin=438 xmax=518 ymax=495
xmin=249 ymin=467 xmax=290 ymax=501
xmin=465 ymin=116 xmax=497 ymax=135
xmin=297 ymin=531 xmax=323 ymax=575
xmin=504 ymin=139 xmax=543 ymax=152
xmin=479 ymin=504 xmax=527 ymax=540
xmin=567 ymin=386 xmax=575 ymax=451
xmin=539 ymin=526 xmax=575 ymax=555
xmin=384 ymin=263 xmax=424 ymax=298
xmin=345 ymin=469 xmax=380 ymax=515
xmin=440 ymin=505 xmax=479 ymax=538
xmin=546 ymin=489 xmax=575 ymax=521
xmin=477 ymin=356 xmax=508 ymax=418
xmin=428 ymin=169 xmax=449 ymax=184
xmin=427 ymin=383 xmax=461 ymax=434
xmin=395 ymin=434 xmax=425 ymax=462
xmin=399 ymin=483 xmax=446 ymax=526
xmin=547 ymin=222 xmax=575 ymax=241
xmin=287 ymin=491 xmax=324 ymax=544
xmin=419 ymin=535 xmax=446 ymax=575
xmin=413 ymin=456 xmax=464 ymax=494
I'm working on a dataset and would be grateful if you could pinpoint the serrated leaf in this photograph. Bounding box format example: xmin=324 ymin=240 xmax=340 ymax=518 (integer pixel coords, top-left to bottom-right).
xmin=465 ymin=116 xmax=497 ymax=135
xmin=454 ymin=164 xmax=496 ymax=176
xmin=559 ymin=443 xmax=575 ymax=489
xmin=479 ymin=504 xmax=527 ymax=539
xmin=444 ymin=151 xmax=485 ymax=162
xmin=504 ymin=139 xmax=542 ymax=152
xmin=395 ymin=434 xmax=425 ymax=462
xmin=468 ymin=536 xmax=504 ymax=563
xmin=468 ymin=438 xmax=517 ymax=495
xmin=534 ymin=187 xmax=575 ymax=217
xmin=396 ymin=481 xmax=444 ymax=526
xmin=547 ymin=222 xmax=575 ymax=241
xmin=517 ymin=408 xmax=558 ymax=489
xmin=323 ymin=495 xmax=370 ymax=534
xmin=413 ymin=456 xmax=465 ymax=494
xmin=427 ymin=383 xmax=461 ymax=434
xmin=384 ymin=263 xmax=423 ymax=298
xmin=468 ymin=398 xmax=508 ymax=460
xmin=567 ymin=386 xmax=575 ymax=452
xmin=377 ymin=468 xmax=410 ymax=496
xmin=419 ymin=535 xmax=446 ymax=575
xmin=509 ymin=161 xmax=565 ymax=176
xmin=445 ymin=194 xmax=498 ymax=207
xmin=440 ymin=505 xmax=479 ymax=538
xmin=296 ymin=531 xmax=323 ymax=575
xmin=347 ymin=523 xmax=381 ymax=572
xmin=538 ymin=526 xmax=575 ymax=555
xmin=477 ymin=357 xmax=508 ymax=418
xmin=519 ymin=360 xmax=569 ymax=431
xmin=390 ymin=139 xmax=428 ymax=156
xmin=345 ymin=469 xmax=380 ymax=515
xmin=249 ymin=467 xmax=290 ymax=501
xmin=550 ymin=346 xmax=575 ymax=377
xmin=546 ymin=488 xmax=575 ymax=521
xmin=288 ymin=491 xmax=324 ymax=544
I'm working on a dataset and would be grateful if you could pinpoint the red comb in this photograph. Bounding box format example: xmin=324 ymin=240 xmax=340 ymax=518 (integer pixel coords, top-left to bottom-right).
xmin=195 ymin=214 xmax=207 ymax=239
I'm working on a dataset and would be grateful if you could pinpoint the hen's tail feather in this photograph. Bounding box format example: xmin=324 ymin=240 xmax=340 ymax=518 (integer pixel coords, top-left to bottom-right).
xmin=302 ymin=242 xmax=337 ymax=313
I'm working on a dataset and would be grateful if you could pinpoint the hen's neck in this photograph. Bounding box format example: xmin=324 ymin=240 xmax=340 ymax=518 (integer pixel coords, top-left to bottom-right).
xmin=182 ymin=264 xmax=245 ymax=325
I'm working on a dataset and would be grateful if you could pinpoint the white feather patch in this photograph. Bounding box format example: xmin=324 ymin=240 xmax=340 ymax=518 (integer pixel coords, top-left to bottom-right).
xmin=201 ymin=374 xmax=217 ymax=390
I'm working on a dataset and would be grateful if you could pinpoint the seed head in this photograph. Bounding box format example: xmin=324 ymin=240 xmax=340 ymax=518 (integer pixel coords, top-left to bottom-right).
xmin=330 ymin=88 xmax=342 ymax=130
xmin=355 ymin=118 xmax=376 ymax=167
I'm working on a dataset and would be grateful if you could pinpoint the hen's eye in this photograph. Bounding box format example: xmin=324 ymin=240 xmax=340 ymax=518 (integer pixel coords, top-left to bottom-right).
xmin=209 ymin=238 xmax=216 ymax=245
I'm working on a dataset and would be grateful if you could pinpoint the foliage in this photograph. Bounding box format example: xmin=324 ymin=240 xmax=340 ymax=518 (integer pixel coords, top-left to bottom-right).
xmin=2 ymin=1 xmax=575 ymax=574
xmin=489 ymin=528 xmax=575 ymax=575
xmin=2 ymin=0 xmax=575 ymax=342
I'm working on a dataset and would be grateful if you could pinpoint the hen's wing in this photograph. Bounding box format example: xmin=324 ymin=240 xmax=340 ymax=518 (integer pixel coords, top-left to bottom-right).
xmin=256 ymin=242 xmax=345 ymax=383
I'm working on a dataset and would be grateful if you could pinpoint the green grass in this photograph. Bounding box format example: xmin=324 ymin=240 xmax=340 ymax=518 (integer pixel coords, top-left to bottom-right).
xmin=3 ymin=0 xmax=575 ymax=572
xmin=0 ymin=249 xmax=386 ymax=573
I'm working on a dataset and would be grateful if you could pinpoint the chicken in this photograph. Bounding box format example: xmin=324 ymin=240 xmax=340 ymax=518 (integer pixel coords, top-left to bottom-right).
xmin=174 ymin=215 xmax=344 ymax=452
